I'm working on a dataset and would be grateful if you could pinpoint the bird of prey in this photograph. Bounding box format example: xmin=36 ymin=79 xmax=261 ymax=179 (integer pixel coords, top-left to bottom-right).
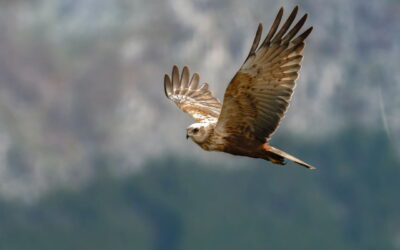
xmin=164 ymin=6 xmax=315 ymax=169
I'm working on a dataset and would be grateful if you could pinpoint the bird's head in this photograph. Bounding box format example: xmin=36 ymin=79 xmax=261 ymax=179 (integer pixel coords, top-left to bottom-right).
xmin=186 ymin=123 xmax=211 ymax=143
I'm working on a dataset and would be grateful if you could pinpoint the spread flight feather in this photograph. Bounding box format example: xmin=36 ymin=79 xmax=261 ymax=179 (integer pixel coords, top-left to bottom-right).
xmin=164 ymin=6 xmax=315 ymax=169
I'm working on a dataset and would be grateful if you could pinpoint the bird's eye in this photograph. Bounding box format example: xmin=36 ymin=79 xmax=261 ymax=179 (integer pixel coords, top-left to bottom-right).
xmin=193 ymin=128 xmax=199 ymax=133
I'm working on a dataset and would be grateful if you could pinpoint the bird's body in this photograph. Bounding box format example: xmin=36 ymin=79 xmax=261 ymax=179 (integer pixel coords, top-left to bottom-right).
xmin=188 ymin=121 xmax=298 ymax=166
xmin=164 ymin=6 xmax=315 ymax=169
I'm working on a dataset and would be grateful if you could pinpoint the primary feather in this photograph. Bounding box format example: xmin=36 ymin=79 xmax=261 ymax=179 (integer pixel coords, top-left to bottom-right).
xmin=164 ymin=65 xmax=221 ymax=123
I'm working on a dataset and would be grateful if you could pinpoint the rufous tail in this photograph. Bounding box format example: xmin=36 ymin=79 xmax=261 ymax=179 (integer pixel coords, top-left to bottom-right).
xmin=264 ymin=144 xmax=316 ymax=170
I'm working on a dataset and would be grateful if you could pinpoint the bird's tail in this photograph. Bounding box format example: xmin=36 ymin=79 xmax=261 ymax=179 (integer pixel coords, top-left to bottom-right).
xmin=263 ymin=144 xmax=315 ymax=170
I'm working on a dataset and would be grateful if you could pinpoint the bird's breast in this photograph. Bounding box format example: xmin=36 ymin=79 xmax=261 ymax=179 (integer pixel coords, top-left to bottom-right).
xmin=197 ymin=131 xmax=225 ymax=152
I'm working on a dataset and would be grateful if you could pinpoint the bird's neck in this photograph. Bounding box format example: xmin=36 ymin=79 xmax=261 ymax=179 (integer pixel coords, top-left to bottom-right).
xmin=195 ymin=125 xmax=222 ymax=151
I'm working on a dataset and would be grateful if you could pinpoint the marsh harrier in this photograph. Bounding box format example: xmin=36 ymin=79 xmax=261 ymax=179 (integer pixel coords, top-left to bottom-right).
xmin=164 ymin=6 xmax=314 ymax=169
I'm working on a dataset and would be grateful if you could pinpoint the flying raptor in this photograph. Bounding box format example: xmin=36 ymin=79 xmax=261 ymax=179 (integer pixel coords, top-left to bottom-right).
xmin=164 ymin=6 xmax=315 ymax=169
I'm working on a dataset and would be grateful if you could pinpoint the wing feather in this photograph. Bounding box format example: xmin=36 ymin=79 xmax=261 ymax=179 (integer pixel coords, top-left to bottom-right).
xmin=164 ymin=65 xmax=222 ymax=123
xmin=189 ymin=73 xmax=200 ymax=89
xmin=261 ymin=7 xmax=283 ymax=47
xmin=216 ymin=6 xmax=313 ymax=142
xmin=270 ymin=6 xmax=299 ymax=43
xmin=164 ymin=74 xmax=173 ymax=97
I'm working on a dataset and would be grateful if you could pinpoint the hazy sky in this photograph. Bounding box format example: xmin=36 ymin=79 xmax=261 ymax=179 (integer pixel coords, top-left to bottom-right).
xmin=0 ymin=0 xmax=399 ymax=200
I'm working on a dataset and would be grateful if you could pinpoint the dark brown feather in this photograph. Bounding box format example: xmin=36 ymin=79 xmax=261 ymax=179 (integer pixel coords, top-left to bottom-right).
xmin=261 ymin=7 xmax=284 ymax=47
xmin=246 ymin=23 xmax=263 ymax=61
xmin=216 ymin=6 xmax=313 ymax=142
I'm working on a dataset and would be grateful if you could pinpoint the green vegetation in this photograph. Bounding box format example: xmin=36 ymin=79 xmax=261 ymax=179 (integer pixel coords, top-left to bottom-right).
xmin=0 ymin=129 xmax=399 ymax=250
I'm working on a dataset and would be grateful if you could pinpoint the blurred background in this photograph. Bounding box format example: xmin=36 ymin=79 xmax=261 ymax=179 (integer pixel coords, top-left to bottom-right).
xmin=0 ymin=0 xmax=399 ymax=249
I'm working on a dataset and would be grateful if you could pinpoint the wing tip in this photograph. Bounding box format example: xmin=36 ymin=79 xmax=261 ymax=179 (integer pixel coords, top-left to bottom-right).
xmin=181 ymin=65 xmax=190 ymax=88
xmin=200 ymin=82 xmax=209 ymax=90
xmin=291 ymin=26 xmax=313 ymax=45
xmin=301 ymin=26 xmax=314 ymax=40
xmin=290 ymin=5 xmax=299 ymax=17
xmin=246 ymin=23 xmax=263 ymax=60
xmin=189 ymin=72 xmax=200 ymax=90
xmin=164 ymin=74 xmax=172 ymax=98
xmin=182 ymin=65 xmax=189 ymax=73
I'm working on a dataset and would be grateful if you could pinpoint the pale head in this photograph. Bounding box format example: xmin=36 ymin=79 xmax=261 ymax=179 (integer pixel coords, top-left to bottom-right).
xmin=186 ymin=123 xmax=212 ymax=143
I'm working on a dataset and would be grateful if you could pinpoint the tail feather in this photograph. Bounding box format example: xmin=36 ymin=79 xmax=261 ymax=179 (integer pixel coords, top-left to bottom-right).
xmin=266 ymin=145 xmax=315 ymax=170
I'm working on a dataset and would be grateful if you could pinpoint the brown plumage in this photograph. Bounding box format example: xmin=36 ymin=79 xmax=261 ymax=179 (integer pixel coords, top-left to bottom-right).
xmin=164 ymin=6 xmax=315 ymax=169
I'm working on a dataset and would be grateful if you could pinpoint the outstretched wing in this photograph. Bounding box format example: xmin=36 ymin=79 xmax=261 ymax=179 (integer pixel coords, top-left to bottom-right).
xmin=164 ymin=65 xmax=222 ymax=123
xmin=216 ymin=6 xmax=313 ymax=142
